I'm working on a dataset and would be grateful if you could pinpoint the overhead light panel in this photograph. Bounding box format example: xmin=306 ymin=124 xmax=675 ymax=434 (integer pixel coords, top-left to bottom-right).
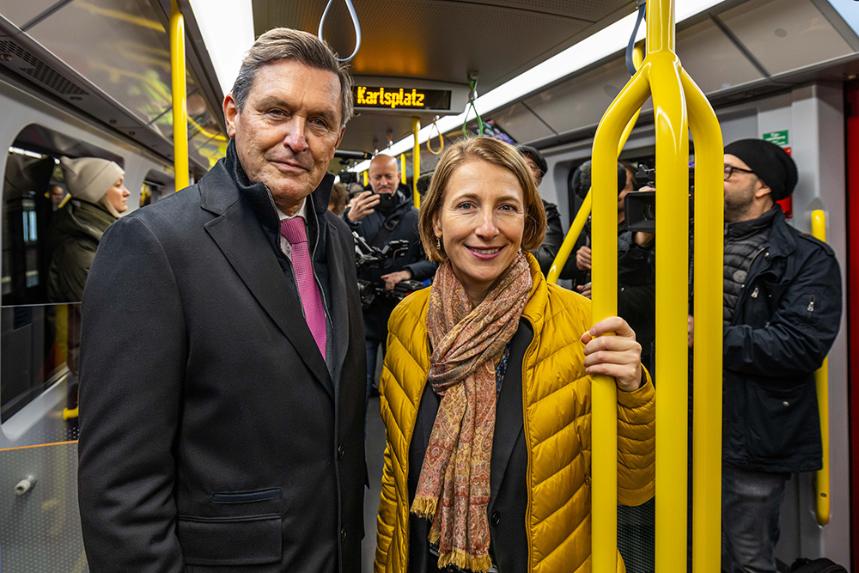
xmin=188 ymin=0 xmax=255 ymax=97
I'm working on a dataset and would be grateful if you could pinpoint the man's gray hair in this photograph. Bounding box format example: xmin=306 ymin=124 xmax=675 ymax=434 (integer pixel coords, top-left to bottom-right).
xmin=231 ymin=28 xmax=353 ymax=127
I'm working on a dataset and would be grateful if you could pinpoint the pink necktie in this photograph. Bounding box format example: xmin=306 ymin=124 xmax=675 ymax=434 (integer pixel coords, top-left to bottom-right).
xmin=280 ymin=217 xmax=327 ymax=360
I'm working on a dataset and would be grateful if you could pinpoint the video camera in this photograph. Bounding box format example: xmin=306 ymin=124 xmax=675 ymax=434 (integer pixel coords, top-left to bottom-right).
xmin=352 ymin=231 xmax=423 ymax=308
xmin=624 ymin=162 xmax=695 ymax=234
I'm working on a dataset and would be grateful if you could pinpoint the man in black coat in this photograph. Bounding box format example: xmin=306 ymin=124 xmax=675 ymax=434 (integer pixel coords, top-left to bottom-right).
xmin=77 ymin=29 xmax=367 ymax=572
xmin=689 ymin=139 xmax=842 ymax=573
xmin=345 ymin=154 xmax=436 ymax=395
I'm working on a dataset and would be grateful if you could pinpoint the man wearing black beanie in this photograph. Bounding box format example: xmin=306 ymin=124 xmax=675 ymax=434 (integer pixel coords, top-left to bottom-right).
xmin=697 ymin=139 xmax=842 ymax=572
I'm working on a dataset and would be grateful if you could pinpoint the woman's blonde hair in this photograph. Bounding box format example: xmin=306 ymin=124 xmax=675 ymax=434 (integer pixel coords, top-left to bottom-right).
xmin=419 ymin=137 xmax=546 ymax=262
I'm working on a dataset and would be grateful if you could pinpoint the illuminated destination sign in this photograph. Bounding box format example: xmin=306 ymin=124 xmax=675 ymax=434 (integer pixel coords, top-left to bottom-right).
xmin=352 ymin=85 xmax=452 ymax=111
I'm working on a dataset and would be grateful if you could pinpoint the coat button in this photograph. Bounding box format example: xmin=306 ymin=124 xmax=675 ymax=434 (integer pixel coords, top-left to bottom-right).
xmin=782 ymin=401 xmax=790 ymax=407
xmin=337 ymin=443 xmax=345 ymax=459
xmin=340 ymin=528 xmax=347 ymax=541
xmin=491 ymin=511 xmax=501 ymax=526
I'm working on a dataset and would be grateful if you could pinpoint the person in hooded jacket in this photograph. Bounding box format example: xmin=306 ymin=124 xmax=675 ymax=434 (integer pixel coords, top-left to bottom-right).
xmin=48 ymin=156 xmax=130 ymax=302
xmin=345 ymin=153 xmax=437 ymax=396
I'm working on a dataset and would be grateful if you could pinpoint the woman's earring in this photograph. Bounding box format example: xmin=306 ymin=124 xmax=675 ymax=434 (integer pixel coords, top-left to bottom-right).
xmin=436 ymin=236 xmax=441 ymax=250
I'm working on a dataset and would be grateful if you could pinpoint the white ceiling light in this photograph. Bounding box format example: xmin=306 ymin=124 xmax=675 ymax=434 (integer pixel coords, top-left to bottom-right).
xmin=351 ymin=0 xmax=728 ymax=172
xmin=188 ymin=0 xmax=255 ymax=97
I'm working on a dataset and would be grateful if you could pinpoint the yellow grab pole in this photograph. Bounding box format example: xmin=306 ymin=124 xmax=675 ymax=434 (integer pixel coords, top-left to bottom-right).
xmin=362 ymin=171 xmax=369 ymax=187
xmin=412 ymin=118 xmax=421 ymax=208
xmin=547 ymin=44 xmax=644 ymax=284
xmin=170 ymin=0 xmax=189 ymax=190
xmin=400 ymin=153 xmax=407 ymax=185
xmin=681 ymin=67 xmax=724 ymax=572
xmin=810 ymin=209 xmax=831 ymax=526
xmin=591 ymin=67 xmax=652 ymax=573
xmin=646 ymin=1 xmax=694 ymax=570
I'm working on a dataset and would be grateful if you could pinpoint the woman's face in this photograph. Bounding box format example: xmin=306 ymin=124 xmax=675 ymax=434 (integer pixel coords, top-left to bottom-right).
xmin=433 ymin=159 xmax=526 ymax=304
xmin=105 ymin=176 xmax=130 ymax=213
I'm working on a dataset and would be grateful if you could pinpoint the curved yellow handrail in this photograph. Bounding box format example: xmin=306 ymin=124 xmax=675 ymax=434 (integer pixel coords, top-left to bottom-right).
xmin=584 ymin=1 xmax=724 ymax=571
xmin=170 ymin=0 xmax=190 ymax=190
xmin=412 ymin=118 xmax=421 ymax=208
xmin=546 ymin=44 xmax=643 ymax=283
xmin=810 ymin=209 xmax=831 ymax=526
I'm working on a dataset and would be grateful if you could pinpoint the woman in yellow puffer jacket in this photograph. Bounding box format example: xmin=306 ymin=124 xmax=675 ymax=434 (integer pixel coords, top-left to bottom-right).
xmin=374 ymin=137 xmax=655 ymax=573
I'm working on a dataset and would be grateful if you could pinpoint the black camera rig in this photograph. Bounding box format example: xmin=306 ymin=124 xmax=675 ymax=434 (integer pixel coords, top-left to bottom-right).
xmin=352 ymin=231 xmax=423 ymax=308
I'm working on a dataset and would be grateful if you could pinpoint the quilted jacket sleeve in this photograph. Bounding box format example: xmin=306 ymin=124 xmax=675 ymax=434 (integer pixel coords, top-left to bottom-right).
xmin=616 ymin=369 xmax=655 ymax=506
xmin=375 ymin=437 xmax=397 ymax=571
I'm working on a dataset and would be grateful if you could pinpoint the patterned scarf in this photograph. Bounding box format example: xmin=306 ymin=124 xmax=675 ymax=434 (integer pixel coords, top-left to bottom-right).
xmin=411 ymin=252 xmax=532 ymax=572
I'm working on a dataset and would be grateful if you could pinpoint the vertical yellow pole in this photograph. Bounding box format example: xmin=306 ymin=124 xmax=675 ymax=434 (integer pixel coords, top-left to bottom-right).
xmin=412 ymin=118 xmax=421 ymax=208
xmin=591 ymin=68 xmax=652 ymax=572
xmin=810 ymin=209 xmax=831 ymax=526
xmin=170 ymin=0 xmax=189 ymax=191
xmin=362 ymin=171 xmax=369 ymax=187
xmin=645 ymin=2 xmax=693 ymax=571
xmin=400 ymin=153 xmax=407 ymax=185
xmin=682 ymin=68 xmax=724 ymax=573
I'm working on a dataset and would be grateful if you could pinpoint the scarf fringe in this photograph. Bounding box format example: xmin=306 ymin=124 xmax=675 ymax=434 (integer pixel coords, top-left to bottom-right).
xmin=437 ymin=548 xmax=493 ymax=573
xmin=410 ymin=495 xmax=438 ymax=519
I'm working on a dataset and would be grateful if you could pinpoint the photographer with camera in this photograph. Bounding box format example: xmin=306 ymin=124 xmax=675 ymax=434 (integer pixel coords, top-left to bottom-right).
xmin=345 ymin=154 xmax=436 ymax=396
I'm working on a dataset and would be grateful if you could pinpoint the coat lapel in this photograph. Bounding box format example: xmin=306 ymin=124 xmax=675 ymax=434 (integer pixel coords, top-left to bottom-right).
xmin=325 ymin=218 xmax=351 ymax=392
xmin=201 ymin=167 xmax=334 ymax=397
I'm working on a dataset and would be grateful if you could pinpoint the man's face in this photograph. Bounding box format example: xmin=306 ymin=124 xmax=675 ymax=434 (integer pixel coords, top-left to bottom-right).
xmin=523 ymin=157 xmax=543 ymax=187
xmin=369 ymin=157 xmax=399 ymax=195
xmin=723 ymin=154 xmax=761 ymax=222
xmin=224 ymin=60 xmax=344 ymax=214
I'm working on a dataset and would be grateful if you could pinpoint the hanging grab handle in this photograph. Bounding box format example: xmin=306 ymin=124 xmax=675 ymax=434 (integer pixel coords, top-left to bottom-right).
xmin=426 ymin=116 xmax=445 ymax=155
xmin=462 ymin=76 xmax=486 ymax=137
xmin=318 ymin=0 xmax=362 ymax=63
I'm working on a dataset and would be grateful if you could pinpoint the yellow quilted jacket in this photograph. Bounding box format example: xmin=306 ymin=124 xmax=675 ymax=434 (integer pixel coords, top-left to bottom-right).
xmin=374 ymin=256 xmax=656 ymax=572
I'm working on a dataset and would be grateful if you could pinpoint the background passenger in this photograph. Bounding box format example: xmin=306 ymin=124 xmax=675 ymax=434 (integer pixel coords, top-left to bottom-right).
xmin=77 ymin=28 xmax=367 ymax=571
xmin=47 ymin=157 xmax=128 ymax=303
xmin=328 ymin=181 xmax=349 ymax=215
xmin=345 ymin=153 xmax=436 ymax=397
xmin=49 ymin=183 xmax=68 ymax=210
xmin=514 ymin=144 xmax=566 ymax=276
xmin=375 ymin=137 xmax=655 ymax=573
xmin=691 ymin=139 xmax=842 ymax=573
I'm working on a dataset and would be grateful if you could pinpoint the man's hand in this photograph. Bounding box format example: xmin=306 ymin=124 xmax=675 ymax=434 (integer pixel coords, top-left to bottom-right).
xmin=575 ymin=245 xmax=592 ymax=271
xmin=581 ymin=316 xmax=643 ymax=392
xmin=346 ymin=191 xmax=380 ymax=223
xmin=576 ymin=281 xmax=592 ymax=299
xmin=381 ymin=269 xmax=412 ymax=291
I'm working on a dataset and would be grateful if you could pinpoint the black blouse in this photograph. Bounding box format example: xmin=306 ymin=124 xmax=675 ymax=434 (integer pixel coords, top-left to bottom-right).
xmin=406 ymin=321 xmax=533 ymax=573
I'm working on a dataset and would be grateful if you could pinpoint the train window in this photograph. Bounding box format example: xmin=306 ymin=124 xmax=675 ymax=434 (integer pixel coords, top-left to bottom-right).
xmin=1 ymin=124 xmax=121 ymax=438
xmin=140 ymin=169 xmax=173 ymax=207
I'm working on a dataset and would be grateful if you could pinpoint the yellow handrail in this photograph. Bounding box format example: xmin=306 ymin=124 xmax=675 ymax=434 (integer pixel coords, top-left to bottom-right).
xmin=412 ymin=118 xmax=421 ymax=208
xmin=584 ymin=1 xmax=724 ymax=571
xmin=400 ymin=153 xmax=407 ymax=185
xmin=810 ymin=209 xmax=831 ymax=526
xmin=170 ymin=0 xmax=189 ymax=190
xmin=683 ymin=67 xmax=724 ymax=571
xmin=362 ymin=171 xmax=369 ymax=187
xmin=546 ymin=44 xmax=643 ymax=283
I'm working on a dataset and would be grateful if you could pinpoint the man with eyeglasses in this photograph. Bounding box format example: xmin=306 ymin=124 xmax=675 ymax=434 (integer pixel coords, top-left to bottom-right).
xmin=689 ymin=139 xmax=842 ymax=572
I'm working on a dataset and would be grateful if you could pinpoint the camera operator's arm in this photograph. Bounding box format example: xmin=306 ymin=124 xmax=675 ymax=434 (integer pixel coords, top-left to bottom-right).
xmin=345 ymin=191 xmax=380 ymax=223
xmin=380 ymin=269 xmax=412 ymax=291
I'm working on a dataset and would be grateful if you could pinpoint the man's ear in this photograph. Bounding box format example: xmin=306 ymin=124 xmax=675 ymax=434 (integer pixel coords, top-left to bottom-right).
xmin=754 ymin=179 xmax=773 ymax=200
xmin=334 ymin=127 xmax=345 ymax=149
xmin=223 ymin=94 xmax=238 ymax=138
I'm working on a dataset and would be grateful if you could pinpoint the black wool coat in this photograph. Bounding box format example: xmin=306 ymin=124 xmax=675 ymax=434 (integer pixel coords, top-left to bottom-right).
xmin=77 ymin=149 xmax=367 ymax=572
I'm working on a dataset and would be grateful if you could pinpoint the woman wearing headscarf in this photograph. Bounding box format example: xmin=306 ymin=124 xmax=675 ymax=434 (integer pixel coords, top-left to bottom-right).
xmin=48 ymin=156 xmax=129 ymax=302
xmin=375 ymin=137 xmax=655 ymax=573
